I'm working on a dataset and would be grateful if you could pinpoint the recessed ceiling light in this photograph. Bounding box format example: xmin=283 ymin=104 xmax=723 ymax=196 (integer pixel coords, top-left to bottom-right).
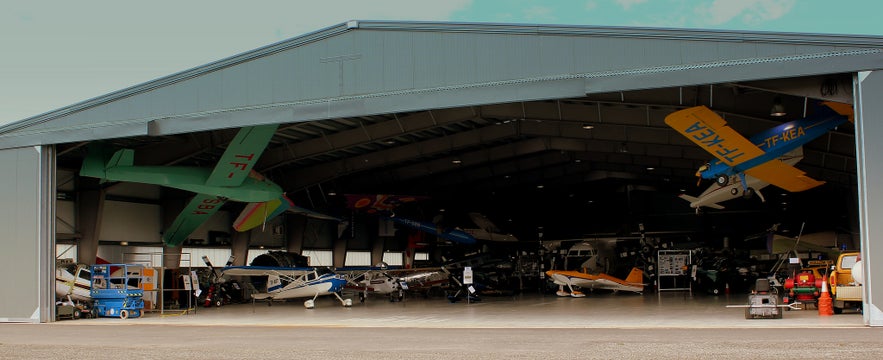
xmin=582 ymin=124 xmax=594 ymax=130
xmin=452 ymin=159 xmax=462 ymax=164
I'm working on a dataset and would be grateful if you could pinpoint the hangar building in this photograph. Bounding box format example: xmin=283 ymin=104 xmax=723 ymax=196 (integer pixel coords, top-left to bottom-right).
xmin=1 ymin=21 xmax=882 ymax=324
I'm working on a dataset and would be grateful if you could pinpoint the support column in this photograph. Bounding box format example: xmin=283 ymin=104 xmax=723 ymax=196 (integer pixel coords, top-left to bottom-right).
xmin=371 ymin=236 xmax=384 ymax=267
xmin=854 ymin=70 xmax=883 ymax=326
xmin=160 ymin=189 xmax=187 ymax=270
xmin=76 ymin=178 xmax=104 ymax=264
xmin=332 ymin=237 xmax=348 ymax=268
xmin=230 ymin=230 xmax=250 ymax=266
xmin=285 ymin=215 xmax=307 ymax=255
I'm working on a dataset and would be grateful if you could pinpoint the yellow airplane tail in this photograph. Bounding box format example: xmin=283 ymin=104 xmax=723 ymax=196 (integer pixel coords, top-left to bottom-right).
xmin=625 ymin=267 xmax=644 ymax=284
xmin=822 ymin=101 xmax=854 ymax=123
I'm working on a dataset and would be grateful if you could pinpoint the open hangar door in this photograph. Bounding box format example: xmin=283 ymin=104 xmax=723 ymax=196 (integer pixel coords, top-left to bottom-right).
xmin=53 ymin=74 xmax=863 ymax=317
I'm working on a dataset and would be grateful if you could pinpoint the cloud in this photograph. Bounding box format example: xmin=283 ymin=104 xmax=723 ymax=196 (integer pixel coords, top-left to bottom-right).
xmin=522 ymin=5 xmax=556 ymax=22
xmin=696 ymin=0 xmax=796 ymax=26
xmin=615 ymin=0 xmax=648 ymax=11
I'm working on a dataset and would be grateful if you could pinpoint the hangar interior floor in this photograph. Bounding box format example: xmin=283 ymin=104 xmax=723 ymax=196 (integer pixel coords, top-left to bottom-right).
xmin=62 ymin=291 xmax=864 ymax=328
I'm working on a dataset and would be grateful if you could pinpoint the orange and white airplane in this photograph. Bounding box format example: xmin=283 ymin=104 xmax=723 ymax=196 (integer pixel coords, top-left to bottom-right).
xmin=546 ymin=267 xmax=645 ymax=297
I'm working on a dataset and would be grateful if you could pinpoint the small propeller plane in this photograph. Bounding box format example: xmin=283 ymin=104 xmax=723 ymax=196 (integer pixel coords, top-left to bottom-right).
xmin=665 ymin=102 xmax=852 ymax=195
xmin=546 ymin=267 xmax=646 ymax=297
xmin=79 ymin=125 xmax=282 ymax=246
xmin=337 ymin=265 xmax=450 ymax=302
xmin=220 ymin=266 xmax=351 ymax=309
xmin=678 ymin=147 xmax=806 ymax=211
xmin=387 ymin=215 xmax=478 ymax=245
xmin=56 ymin=260 xmax=93 ymax=303
xmin=451 ymin=213 xmax=519 ymax=242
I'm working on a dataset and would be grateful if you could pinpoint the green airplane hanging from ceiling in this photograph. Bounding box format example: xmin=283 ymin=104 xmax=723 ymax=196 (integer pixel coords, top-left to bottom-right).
xmin=79 ymin=125 xmax=282 ymax=247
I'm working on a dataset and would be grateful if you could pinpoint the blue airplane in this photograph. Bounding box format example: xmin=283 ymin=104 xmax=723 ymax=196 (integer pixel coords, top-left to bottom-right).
xmin=665 ymin=102 xmax=853 ymax=193
xmin=385 ymin=215 xmax=477 ymax=245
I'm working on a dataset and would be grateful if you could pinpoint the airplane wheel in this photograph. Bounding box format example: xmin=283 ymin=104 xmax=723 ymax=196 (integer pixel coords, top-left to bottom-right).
xmin=730 ymin=188 xmax=739 ymax=196
xmin=215 ymin=299 xmax=223 ymax=307
xmin=716 ymin=175 xmax=729 ymax=186
xmin=304 ymin=300 xmax=315 ymax=309
xmin=743 ymin=187 xmax=755 ymax=199
xmin=343 ymin=299 xmax=353 ymax=307
xmin=119 ymin=310 xmax=129 ymax=320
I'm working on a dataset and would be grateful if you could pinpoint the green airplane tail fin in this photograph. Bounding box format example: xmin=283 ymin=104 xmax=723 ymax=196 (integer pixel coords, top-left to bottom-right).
xmin=79 ymin=144 xmax=134 ymax=180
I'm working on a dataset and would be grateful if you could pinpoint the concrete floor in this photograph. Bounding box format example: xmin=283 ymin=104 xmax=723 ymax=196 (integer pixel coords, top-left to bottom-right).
xmin=3 ymin=291 xmax=878 ymax=359
xmin=72 ymin=290 xmax=865 ymax=328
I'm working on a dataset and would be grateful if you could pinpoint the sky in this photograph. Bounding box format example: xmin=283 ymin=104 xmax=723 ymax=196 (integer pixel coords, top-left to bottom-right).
xmin=1 ymin=0 xmax=880 ymax=126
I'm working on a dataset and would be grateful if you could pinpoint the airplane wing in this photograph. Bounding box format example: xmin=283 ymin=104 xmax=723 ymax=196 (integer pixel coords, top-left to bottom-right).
xmin=664 ymin=106 xmax=765 ymax=167
xmin=205 ymin=125 xmax=278 ymax=187
xmin=221 ymin=266 xmax=315 ymax=277
xmin=163 ymin=193 xmax=228 ymax=246
xmin=163 ymin=125 xmax=278 ymax=246
xmin=744 ymin=160 xmax=825 ymax=192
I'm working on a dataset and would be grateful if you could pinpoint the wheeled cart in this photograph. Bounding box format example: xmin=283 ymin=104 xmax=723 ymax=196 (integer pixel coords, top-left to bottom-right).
xmin=90 ymin=264 xmax=145 ymax=319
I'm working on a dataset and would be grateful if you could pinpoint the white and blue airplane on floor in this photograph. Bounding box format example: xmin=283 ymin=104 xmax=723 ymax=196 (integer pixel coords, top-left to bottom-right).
xmin=220 ymin=266 xmax=351 ymax=309
xmin=665 ymin=102 xmax=852 ymax=195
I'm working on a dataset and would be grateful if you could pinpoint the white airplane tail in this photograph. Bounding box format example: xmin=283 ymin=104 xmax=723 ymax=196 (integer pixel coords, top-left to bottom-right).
xmin=266 ymin=274 xmax=283 ymax=294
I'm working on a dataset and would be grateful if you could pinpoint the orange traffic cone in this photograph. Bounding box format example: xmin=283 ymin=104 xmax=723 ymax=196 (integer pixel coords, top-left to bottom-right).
xmin=818 ymin=275 xmax=834 ymax=316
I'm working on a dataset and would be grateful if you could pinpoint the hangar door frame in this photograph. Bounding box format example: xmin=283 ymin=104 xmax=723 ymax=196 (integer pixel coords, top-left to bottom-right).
xmin=0 ymin=145 xmax=55 ymax=323
xmin=855 ymin=70 xmax=883 ymax=326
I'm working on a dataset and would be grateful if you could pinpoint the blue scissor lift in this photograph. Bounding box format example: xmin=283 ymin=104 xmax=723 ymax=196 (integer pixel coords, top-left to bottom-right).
xmin=90 ymin=264 xmax=145 ymax=319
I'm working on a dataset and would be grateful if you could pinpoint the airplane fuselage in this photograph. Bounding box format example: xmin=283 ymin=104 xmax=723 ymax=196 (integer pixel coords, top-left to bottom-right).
xmin=699 ymin=106 xmax=848 ymax=180
xmin=104 ymin=166 xmax=282 ymax=203
xmin=387 ymin=216 xmax=477 ymax=245
xmin=546 ymin=270 xmax=644 ymax=294
xmin=254 ymin=273 xmax=346 ymax=300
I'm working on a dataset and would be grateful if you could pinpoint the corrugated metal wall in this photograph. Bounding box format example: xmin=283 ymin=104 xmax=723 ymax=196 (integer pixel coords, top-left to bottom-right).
xmin=0 ymin=146 xmax=52 ymax=322
xmin=4 ymin=24 xmax=872 ymax=147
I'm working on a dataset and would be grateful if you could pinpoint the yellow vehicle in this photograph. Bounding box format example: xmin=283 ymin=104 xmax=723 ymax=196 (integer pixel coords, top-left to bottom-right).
xmin=828 ymin=252 xmax=863 ymax=314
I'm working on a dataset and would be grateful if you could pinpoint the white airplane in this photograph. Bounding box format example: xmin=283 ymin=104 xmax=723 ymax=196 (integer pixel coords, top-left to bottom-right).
xmin=546 ymin=267 xmax=646 ymax=297
xmin=461 ymin=213 xmax=519 ymax=242
xmin=678 ymin=147 xmax=806 ymax=211
xmin=221 ymin=266 xmax=352 ymax=309
xmin=338 ymin=265 xmax=450 ymax=302
xmin=55 ymin=260 xmax=93 ymax=302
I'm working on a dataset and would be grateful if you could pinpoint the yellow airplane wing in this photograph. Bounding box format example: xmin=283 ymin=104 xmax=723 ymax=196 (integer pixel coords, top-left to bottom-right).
xmin=745 ymin=160 xmax=825 ymax=192
xmin=665 ymin=106 xmax=765 ymax=167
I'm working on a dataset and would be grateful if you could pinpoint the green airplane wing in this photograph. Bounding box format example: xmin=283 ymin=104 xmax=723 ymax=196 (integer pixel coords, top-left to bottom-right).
xmin=205 ymin=125 xmax=279 ymax=187
xmin=163 ymin=193 xmax=228 ymax=247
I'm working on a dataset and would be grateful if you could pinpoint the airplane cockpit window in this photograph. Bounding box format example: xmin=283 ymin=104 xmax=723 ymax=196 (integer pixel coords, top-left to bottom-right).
xmin=315 ymin=267 xmax=332 ymax=276
xmin=78 ymin=268 xmax=91 ymax=282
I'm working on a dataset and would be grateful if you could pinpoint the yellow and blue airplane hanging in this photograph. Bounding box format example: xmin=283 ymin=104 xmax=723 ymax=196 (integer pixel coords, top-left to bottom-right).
xmin=80 ymin=125 xmax=283 ymax=246
xmin=665 ymin=102 xmax=853 ymax=194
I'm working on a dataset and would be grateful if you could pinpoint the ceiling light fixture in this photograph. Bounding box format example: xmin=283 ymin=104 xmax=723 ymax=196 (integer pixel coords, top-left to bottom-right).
xmin=582 ymin=123 xmax=594 ymax=130
xmin=770 ymin=97 xmax=787 ymax=117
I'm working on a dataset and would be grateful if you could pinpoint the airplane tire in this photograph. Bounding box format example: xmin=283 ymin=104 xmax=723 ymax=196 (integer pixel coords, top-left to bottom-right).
xmin=716 ymin=175 xmax=729 ymax=186
xmin=119 ymin=310 xmax=129 ymax=320
xmin=743 ymin=188 xmax=755 ymax=199
xmin=730 ymin=188 xmax=739 ymax=196
xmin=304 ymin=300 xmax=315 ymax=309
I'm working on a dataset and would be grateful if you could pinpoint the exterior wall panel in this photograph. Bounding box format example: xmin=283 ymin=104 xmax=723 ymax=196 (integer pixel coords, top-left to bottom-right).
xmin=0 ymin=147 xmax=47 ymax=322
